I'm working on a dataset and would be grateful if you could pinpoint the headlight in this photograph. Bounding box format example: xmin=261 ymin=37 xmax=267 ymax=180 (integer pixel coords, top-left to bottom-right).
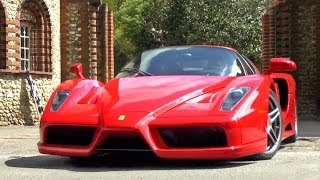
xmin=50 ymin=90 xmax=70 ymax=111
xmin=221 ymin=87 xmax=250 ymax=110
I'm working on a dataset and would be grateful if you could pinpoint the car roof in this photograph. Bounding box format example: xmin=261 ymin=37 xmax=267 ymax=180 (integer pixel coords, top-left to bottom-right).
xmin=193 ymin=45 xmax=236 ymax=52
xmin=145 ymin=45 xmax=237 ymax=52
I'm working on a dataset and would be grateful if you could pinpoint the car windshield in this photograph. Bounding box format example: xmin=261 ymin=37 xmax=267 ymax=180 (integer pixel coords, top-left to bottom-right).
xmin=116 ymin=46 xmax=242 ymax=78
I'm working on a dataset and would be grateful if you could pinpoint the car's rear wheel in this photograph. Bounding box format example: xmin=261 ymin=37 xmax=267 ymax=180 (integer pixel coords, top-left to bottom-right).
xmin=252 ymin=90 xmax=283 ymax=160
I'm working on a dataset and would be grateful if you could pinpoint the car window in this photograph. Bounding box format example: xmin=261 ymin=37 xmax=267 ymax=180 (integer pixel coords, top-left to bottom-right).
xmin=236 ymin=53 xmax=255 ymax=75
xmin=243 ymin=56 xmax=260 ymax=74
xmin=116 ymin=46 xmax=246 ymax=78
xmin=236 ymin=59 xmax=246 ymax=76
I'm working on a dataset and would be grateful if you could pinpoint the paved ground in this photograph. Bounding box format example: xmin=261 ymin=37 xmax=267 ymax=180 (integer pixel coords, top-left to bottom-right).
xmin=0 ymin=121 xmax=319 ymax=180
xmin=1 ymin=150 xmax=319 ymax=180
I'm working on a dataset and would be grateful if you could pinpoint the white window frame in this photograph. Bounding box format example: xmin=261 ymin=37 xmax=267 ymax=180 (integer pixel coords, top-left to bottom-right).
xmin=21 ymin=26 xmax=31 ymax=71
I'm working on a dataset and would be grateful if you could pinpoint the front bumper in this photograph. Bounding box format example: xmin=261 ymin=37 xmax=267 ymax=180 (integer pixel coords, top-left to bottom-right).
xmin=38 ymin=115 xmax=266 ymax=159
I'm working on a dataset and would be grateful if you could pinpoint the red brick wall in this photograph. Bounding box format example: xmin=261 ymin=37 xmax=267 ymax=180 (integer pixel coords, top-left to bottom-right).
xmin=88 ymin=3 xmax=99 ymax=80
xmin=262 ymin=0 xmax=290 ymax=71
xmin=107 ymin=11 xmax=114 ymax=81
xmin=5 ymin=19 xmax=20 ymax=71
xmin=60 ymin=1 xmax=91 ymax=80
xmin=97 ymin=5 xmax=114 ymax=82
xmin=60 ymin=0 xmax=114 ymax=82
xmin=20 ymin=0 xmax=52 ymax=72
xmin=0 ymin=0 xmax=52 ymax=72
xmin=0 ymin=3 xmax=6 ymax=69
xmin=263 ymin=0 xmax=320 ymax=119
xmin=0 ymin=0 xmax=60 ymax=126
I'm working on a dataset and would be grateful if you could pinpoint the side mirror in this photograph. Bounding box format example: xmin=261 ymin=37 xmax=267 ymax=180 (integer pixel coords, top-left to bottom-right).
xmin=265 ymin=58 xmax=297 ymax=75
xmin=70 ymin=63 xmax=85 ymax=79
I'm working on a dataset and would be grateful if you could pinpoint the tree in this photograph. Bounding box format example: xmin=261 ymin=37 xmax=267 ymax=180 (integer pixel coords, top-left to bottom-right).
xmin=104 ymin=0 xmax=166 ymax=73
xmin=103 ymin=0 xmax=269 ymax=73
xmin=102 ymin=0 xmax=125 ymax=11
xmin=162 ymin=0 xmax=269 ymax=62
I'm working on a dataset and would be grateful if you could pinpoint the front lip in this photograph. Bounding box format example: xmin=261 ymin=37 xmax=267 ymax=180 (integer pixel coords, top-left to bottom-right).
xmin=38 ymin=115 xmax=257 ymax=159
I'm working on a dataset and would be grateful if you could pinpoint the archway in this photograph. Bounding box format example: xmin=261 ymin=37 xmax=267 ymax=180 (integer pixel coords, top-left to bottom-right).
xmin=17 ymin=0 xmax=52 ymax=72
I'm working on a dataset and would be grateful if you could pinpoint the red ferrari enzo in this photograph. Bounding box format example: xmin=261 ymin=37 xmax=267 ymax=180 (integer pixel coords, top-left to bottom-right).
xmin=38 ymin=45 xmax=297 ymax=160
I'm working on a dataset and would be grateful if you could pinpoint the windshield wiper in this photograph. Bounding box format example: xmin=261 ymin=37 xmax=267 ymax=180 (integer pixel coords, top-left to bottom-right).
xmin=120 ymin=67 xmax=154 ymax=76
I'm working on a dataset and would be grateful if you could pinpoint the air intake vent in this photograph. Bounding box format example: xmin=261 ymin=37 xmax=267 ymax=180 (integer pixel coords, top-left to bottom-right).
xmin=159 ymin=126 xmax=227 ymax=148
xmin=46 ymin=126 xmax=96 ymax=146
xmin=96 ymin=132 xmax=150 ymax=151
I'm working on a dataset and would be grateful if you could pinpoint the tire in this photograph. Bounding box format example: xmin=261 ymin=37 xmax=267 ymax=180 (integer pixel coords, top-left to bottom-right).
xmin=252 ymin=90 xmax=283 ymax=160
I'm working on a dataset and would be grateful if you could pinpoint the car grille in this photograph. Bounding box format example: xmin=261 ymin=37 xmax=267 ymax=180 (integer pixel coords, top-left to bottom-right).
xmin=159 ymin=126 xmax=227 ymax=148
xmin=46 ymin=126 xmax=96 ymax=146
xmin=96 ymin=131 xmax=151 ymax=151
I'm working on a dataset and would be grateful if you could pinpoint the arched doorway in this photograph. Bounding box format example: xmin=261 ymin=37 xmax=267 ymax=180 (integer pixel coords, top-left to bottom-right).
xmin=16 ymin=0 xmax=53 ymax=125
xmin=18 ymin=0 xmax=52 ymax=72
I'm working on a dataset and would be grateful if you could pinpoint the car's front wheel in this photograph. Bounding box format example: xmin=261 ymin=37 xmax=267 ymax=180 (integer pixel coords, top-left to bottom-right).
xmin=253 ymin=90 xmax=283 ymax=160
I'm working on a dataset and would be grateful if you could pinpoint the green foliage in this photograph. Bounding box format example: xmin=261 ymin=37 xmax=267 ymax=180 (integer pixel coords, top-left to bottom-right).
xmin=137 ymin=0 xmax=166 ymax=50
xmin=101 ymin=0 xmax=124 ymax=11
xmin=113 ymin=30 xmax=137 ymax=74
xmin=105 ymin=0 xmax=269 ymax=73
xmin=162 ymin=0 xmax=268 ymax=61
xmin=116 ymin=0 xmax=149 ymax=44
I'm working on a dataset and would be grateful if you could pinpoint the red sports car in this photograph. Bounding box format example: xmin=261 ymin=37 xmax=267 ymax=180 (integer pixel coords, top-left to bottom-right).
xmin=38 ymin=45 xmax=297 ymax=160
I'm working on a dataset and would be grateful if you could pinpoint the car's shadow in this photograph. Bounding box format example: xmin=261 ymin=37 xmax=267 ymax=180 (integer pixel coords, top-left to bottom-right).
xmin=5 ymin=152 xmax=256 ymax=172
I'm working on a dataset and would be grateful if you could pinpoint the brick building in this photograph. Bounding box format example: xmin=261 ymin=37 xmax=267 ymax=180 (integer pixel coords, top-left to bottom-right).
xmin=262 ymin=0 xmax=320 ymax=120
xmin=0 ymin=0 xmax=114 ymax=126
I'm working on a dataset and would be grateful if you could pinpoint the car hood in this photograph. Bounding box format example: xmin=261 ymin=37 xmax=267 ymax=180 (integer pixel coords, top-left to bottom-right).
xmin=101 ymin=76 xmax=234 ymax=127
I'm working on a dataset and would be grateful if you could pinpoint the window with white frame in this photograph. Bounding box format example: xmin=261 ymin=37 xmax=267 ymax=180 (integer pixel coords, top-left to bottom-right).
xmin=21 ymin=26 xmax=30 ymax=71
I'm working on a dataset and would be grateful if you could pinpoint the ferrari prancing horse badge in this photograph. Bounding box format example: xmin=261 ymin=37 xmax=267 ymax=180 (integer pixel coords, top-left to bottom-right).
xmin=118 ymin=115 xmax=126 ymax=121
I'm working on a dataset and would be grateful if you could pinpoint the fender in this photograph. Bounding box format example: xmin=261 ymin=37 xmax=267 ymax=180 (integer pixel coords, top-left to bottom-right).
xmin=270 ymin=73 xmax=297 ymax=139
